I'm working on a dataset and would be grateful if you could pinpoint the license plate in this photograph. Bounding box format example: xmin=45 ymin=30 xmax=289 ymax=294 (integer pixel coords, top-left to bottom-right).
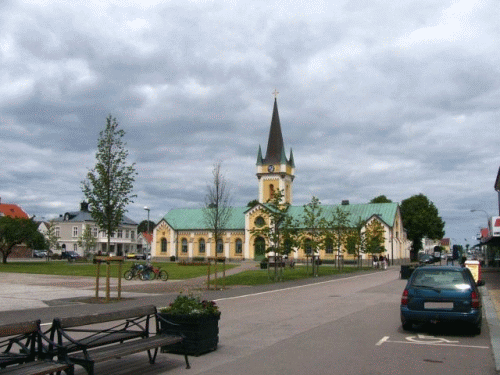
xmin=425 ymin=302 xmax=453 ymax=309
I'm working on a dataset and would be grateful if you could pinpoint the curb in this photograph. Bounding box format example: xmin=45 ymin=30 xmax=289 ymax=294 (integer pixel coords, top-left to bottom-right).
xmin=482 ymin=286 xmax=500 ymax=372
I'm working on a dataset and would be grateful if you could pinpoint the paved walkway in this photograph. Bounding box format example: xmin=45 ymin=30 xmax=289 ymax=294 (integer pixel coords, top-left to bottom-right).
xmin=0 ymin=260 xmax=259 ymax=311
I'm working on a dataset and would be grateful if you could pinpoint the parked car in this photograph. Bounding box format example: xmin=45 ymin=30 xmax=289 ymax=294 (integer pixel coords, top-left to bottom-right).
xmin=400 ymin=265 xmax=484 ymax=334
xmin=33 ymin=250 xmax=48 ymax=258
xmin=61 ymin=251 xmax=81 ymax=260
xmin=418 ymin=253 xmax=435 ymax=264
xmin=126 ymin=253 xmax=146 ymax=260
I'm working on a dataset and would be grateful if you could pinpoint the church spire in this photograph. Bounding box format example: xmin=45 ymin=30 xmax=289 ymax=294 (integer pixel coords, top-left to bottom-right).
xmin=263 ymin=98 xmax=286 ymax=165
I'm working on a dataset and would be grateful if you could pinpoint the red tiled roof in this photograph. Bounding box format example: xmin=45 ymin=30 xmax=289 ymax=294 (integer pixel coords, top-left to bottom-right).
xmin=142 ymin=232 xmax=153 ymax=244
xmin=0 ymin=204 xmax=29 ymax=219
xmin=440 ymin=238 xmax=450 ymax=246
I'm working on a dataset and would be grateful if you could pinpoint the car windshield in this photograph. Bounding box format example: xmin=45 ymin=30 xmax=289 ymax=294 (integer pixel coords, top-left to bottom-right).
xmin=411 ymin=270 xmax=470 ymax=290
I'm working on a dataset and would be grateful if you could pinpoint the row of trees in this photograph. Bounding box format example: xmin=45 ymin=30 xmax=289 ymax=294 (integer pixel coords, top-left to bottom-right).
xmin=249 ymin=191 xmax=387 ymax=277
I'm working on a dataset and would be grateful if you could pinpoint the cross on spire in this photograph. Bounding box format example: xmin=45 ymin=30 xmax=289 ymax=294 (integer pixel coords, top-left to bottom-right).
xmin=272 ymin=88 xmax=279 ymax=98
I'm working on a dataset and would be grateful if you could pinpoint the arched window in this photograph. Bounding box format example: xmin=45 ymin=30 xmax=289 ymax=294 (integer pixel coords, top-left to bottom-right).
xmin=304 ymin=238 xmax=312 ymax=255
xmin=161 ymin=238 xmax=167 ymax=253
xmin=216 ymin=239 xmax=223 ymax=253
xmin=269 ymin=184 xmax=275 ymax=198
xmin=235 ymin=239 xmax=242 ymax=254
xmin=199 ymin=239 xmax=206 ymax=254
xmin=181 ymin=238 xmax=188 ymax=253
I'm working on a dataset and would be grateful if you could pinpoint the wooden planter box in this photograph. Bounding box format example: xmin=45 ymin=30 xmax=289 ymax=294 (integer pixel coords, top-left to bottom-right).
xmin=159 ymin=313 xmax=220 ymax=356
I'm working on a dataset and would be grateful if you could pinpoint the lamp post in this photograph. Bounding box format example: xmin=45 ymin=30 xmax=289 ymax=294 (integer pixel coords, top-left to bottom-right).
xmin=144 ymin=206 xmax=150 ymax=257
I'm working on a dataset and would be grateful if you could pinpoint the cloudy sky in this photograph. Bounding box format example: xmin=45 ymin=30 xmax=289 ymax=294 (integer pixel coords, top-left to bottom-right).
xmin=1 ymin=0 xmax=499 ymax=247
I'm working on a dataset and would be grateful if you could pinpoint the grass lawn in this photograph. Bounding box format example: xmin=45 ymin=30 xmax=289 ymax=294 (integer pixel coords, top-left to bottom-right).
xmin=0 ymin=261 xmax=237 ymax=279
xmin=213 ymin=265 xmax=374 ymax=286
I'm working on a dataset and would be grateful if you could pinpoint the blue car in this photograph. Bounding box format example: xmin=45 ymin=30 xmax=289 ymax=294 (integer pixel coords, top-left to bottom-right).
xmin=400 ymin=266 xmax=484 ymax=334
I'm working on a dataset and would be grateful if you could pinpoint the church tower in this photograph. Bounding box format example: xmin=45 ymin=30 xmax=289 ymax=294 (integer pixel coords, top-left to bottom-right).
xmin=256 ymin=96 xmax=295 ymax=204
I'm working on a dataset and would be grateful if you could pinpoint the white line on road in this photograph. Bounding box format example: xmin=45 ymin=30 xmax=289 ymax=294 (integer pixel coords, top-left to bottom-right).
xmin=214 ymin=271 xmax=393 ymax=302
xmin=376 ymin=336 xmax=489 ymax=349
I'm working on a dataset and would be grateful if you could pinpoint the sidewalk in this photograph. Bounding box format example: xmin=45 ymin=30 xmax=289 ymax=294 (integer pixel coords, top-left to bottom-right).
xmin=0 ymin=260 xmax=259 ymax=312
xmin=480 ymin=268 xmax=500 ymax=371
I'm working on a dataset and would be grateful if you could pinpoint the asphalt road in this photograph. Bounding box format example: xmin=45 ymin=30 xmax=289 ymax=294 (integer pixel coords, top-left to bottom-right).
xmin=0 ymin=268 xmax=495 ymax=374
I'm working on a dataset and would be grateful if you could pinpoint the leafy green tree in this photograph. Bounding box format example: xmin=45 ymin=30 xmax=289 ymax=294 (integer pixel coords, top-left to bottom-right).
xmin=44 ymin=220 xmax=61 ymax=260
xmin=400 ymin=194 xmax=445 ymax=261
xmin=328 ymin=207 xmax=351 ymax=266
xmin=370 ymin=195 xmax=392 ymax=203
xmin=137 ymin=220 xmax=156 ymax=234
xmin=246 ymin=199 xmax=260 ymax=208
xmin=77 ymin=226 xmax=97 ymax=258
xmin=203 ymin=162 xmax=233 ymax=258
xmin=344 ymin=219 xmax=366 ymax=267
xmin=250 ymin=189 xmax=296 ymax=281
xmin=82 ymin=115 xmax=137 ymax=254
xmin=364 ymin=220 xmax=386 ymax=255
xmin=300 ymin=196 xmax=325 ymax=276
xmin=0 ymin=217 xmax=45 ymax=264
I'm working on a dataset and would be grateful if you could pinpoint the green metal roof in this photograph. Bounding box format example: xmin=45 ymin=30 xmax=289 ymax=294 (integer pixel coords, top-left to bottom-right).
xmin=287 ymin=202 xmax=399 ymax=228
xmin=161 ymin=202 xmax=398 ymax=231
xmin=161 ymin=207 xmax=247 ymax=231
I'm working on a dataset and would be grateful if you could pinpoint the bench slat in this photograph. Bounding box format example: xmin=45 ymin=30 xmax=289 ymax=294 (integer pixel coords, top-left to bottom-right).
xmin=61 ymin=331 xmax=144 ymax=352
xmin=68 ymin=335 xmax=183 ymax=363
xmin=0 ymin=360 xmax=71 ymax=375
xmin=0 ymin=321 xmax=39 ymax=338
xmin=56 ymin=305 xmax=156 ymax=328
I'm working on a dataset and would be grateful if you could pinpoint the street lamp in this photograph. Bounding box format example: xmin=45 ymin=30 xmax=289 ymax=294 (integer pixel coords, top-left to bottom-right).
xmin=144 ymin=206 xmax=150 ymax=257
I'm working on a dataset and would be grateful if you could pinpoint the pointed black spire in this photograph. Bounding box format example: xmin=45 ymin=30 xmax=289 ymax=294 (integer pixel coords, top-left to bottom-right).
xmin=264 ymin=98 xmax=286 ymax=165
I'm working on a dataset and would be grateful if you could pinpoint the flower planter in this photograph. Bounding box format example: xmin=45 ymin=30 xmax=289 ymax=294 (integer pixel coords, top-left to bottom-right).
xmin=159 ymin=313 xmax=220 ymax=356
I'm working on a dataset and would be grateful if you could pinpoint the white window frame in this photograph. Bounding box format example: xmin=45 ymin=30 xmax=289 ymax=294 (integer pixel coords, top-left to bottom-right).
xmin=72 ymin=227 xmax=78 ymax=237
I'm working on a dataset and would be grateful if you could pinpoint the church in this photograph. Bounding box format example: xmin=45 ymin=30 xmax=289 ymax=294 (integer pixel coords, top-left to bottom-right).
xmin=151 ymin=97 xmax=410 ymax=263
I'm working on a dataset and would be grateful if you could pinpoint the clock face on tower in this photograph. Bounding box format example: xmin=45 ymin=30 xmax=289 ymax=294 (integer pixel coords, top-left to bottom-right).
xmin=267 ymin=165 xmax=275 ymax=172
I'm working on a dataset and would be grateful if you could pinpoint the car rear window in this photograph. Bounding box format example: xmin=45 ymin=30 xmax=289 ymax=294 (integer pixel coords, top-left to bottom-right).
xmin=411 ymin=270 xmax=469 ymax=290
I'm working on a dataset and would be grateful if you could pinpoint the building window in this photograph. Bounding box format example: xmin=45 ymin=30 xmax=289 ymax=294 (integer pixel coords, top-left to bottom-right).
xmin=131 ymin=231 xmax=135 ymax=240
xmin=125 ymin=230 xmax=129 ymax=239
xmin=161 ymin=238 xmax=167 ymax=253
xmin=182 ymin=238 xmax=188 ymax=253
xmin=254 ymin=216 xmax=265 ymax=228
xmin=55 ymin=227 xmax=60 ymax=237
xmin=235 ymin=239 xmax=242 ymax=254
xmin=117 ymin=230 xmax=123 ymax=238
xmin=72 ymin=227 xmax=78 ymax=237
xmin=93 ymin=227 xmax=98 ymax=238
xmin=199 ymin=239 xmax=205 ymax=254
xmin=216 ymin=239 xmax=223 ymax=254
xmin=304 ymin=238 xmax=312 ymax=255
xmin=73 ymin=244 xmax=78 ymax=251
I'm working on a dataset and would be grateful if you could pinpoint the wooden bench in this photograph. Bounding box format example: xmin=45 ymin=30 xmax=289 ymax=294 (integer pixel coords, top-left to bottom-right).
xmin=49 ymin=305 xmax=190 ymax=375
xmin=0 ymin=320 xmax=73 ymax=375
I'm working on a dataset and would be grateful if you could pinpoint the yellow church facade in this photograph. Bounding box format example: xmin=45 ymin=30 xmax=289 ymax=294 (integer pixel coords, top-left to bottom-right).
xmin=151 ymin=98 xmax=411 ymax=263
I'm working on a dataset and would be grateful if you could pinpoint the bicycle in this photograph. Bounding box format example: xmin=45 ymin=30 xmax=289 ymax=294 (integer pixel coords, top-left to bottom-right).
xmin=124 ymin=263 xmax=146 ymax=280
xmin=139 ymin=264 xmax=169 ymax=281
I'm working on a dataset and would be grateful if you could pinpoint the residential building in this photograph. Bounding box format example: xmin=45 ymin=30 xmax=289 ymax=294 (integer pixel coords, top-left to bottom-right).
xmin=51 ymin=202 xmax=138 ymax=256
xmin=152 ymin=97 xmax=411 ymax=263
xmin=0 ymin=198 xmax=31 ymax=258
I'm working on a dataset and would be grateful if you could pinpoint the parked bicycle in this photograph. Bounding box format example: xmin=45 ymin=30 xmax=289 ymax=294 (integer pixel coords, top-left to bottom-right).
xmin=124 ymin=263 xmax=146 ymax=280
xmin=139 ymin=264 xmax=169 ymax=281
xmin=124 ymin=263 xmax=168 ymax=281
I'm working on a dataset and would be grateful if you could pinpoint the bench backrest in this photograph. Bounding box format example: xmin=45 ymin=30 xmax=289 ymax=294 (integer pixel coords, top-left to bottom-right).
xmin=55 ymin=305 xmax=157 ymax=329
xmin=0 ymin=320 xmax=40 ymax=338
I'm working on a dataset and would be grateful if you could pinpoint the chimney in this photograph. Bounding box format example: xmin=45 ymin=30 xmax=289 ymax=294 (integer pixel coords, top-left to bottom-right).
xmin=80 ymin=201 xmax=89 ymax=212
xmin=341 ymin=200 xmax=349 ymax=205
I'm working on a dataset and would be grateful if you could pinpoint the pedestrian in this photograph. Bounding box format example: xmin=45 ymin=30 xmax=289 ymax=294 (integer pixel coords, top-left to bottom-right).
xmin=373 ymin=255 xmax=378 ymax=269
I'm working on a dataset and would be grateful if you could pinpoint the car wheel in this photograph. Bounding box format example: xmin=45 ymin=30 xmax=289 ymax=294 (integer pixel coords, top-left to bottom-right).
xmin=473 ymin=322 xmax=482 ymax=335
xmin=402 ymin=320 xmax=413 ymax=331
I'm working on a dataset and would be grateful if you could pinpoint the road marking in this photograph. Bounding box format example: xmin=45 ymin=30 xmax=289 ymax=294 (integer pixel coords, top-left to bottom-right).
xmin=376 ymin=335 xmax=489 ymax=349
xmin=214 ymin=271 xmax=392 ymax=302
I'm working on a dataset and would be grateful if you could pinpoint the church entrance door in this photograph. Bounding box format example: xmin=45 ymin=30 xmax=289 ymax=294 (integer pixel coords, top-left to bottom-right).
xmin=254 ymin=237 xmax=266 ymax=261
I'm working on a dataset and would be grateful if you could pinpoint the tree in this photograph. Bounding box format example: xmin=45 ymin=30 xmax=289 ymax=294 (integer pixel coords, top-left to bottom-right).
xmin=344 ymin=219 xmax=366 ymax=267
xmin=250 ymin=189 xmax=296 ymax=281
xmin=77 ymin=226 xmax=97 ymax=258
xmin=44 ymin=220 xmax=61 ymax=260
xmin=82 ymin=115 xmax=137 ymax=254
xmin=202 ymin=162 xmax=233 ymax=258
xmin=400 ymin=194 xmax=445 ymax=261
xmin=370 ymin=195 xmax=392 ymax=203
xmin=328 ymin=207 xmax=351 ymax=268
xmin=0 ymin=217 xmax=45 ymax=264
xmin=300 ymin=196 xmax=325 ymax=277
xmin=246 ymin=199 xmax=260 ymax=208
xmin=137 ymin=220 xmax=156 ymax=234
xmin=364 ymin=219 xmax=386 ymax=255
